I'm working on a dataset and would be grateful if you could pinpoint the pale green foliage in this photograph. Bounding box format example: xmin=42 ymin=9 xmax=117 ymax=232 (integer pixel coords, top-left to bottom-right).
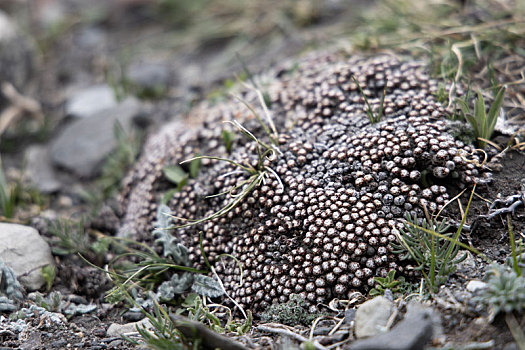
xmin=0 ymin=261 xmax=24 ymax=301
xmin=34 ymin=291 xmax=62 ymax=313
xmin=152 ymin=205 xmax=190 ymax=266
xmin=0 ymin=260 xmax=24 ymax=312
xmin=190 ymin=275 xmax=223 ymax=298
xmin=261 ymin=294 xmax=320 ymax=326
xmin=479 ymin=263 xmax=525 ymax=315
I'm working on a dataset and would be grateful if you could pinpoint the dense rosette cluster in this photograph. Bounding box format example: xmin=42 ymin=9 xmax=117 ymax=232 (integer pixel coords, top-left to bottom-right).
xmin=119 ymin=53 xmax=490 ymax=313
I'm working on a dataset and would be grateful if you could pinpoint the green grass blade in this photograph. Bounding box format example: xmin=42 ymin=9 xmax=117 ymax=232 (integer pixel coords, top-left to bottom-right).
xmin=474 ymin=91 xmax=488 ymax=140
xmin=174 ymin=172 xmax=264 ymax=229
xmin=181 ymin=155 xmax=254 ymax=174
xmin=439 ymin=185 xmax=476 ymax=276
xmin=486 ymin=86 xmax=506 ymax=137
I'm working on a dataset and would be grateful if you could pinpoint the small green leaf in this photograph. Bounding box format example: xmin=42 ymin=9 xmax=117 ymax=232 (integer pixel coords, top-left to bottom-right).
xmin=163 ymin=165 xmax=188 ymax=189
xmin=42 ymin=265 xmax=56 ymax=291
xmin=486 ymin=86 xmax=506 ymax=136
xmin=369 ymin=288 xmax=381 ymax=296
xmin=51 ymin=247 xmax=72 ymax=256
xmin=222 ymin=129 xmax=235 ymax=152
xmin=465 ymin=113 xmax=480 ymax=138
xmin=456 ymin=97 xmax=471 ymax=117
xmin=182 ymin=293 xmax=200 ymax=308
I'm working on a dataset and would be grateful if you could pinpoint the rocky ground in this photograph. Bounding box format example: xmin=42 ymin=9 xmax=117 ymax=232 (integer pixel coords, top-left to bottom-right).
xmin=0 ymin=0 xmax=524 ymax=349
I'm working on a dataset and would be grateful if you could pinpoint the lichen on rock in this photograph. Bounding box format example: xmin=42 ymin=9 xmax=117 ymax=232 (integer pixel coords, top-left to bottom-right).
xmin=118 ymin=52 xmax=491 ymax=314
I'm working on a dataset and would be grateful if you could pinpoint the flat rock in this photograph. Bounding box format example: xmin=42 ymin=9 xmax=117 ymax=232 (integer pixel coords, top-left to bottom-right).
xmin=64 ymin=84 xmax=118 ymax=119
xmin=354 ymin=296 xmax=394 ymax=339
xmin=24 ymin=145 xmax=62 ymax=193
xmin=350 ymin=304 xmax=435 ymax=350
xmin=51 ymin=97 xmax=141 ymax=178
xmin=0 ymin=223 xmax=54 ymax=291
xmin=106 ymin=318 xmax=151 ymax=337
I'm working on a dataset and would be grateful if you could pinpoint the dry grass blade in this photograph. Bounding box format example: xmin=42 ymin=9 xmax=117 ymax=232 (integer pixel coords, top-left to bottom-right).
xmin=505 ymin=313 xmax=525 ymax=350
xmin=171 ymin=171 xmax=265 ymax=229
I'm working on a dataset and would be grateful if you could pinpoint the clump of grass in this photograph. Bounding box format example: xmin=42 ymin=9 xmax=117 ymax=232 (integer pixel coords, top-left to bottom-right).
xmin=393 ymin=212 xmax=467 ymax=293
xmin=47 ymin=218 xmax=110 ymax=265
xmin=351 ymin=0 xmax=524 ymax=136
xmin=454 ymin=85 xmax=506 ymax=148
xmin=172 ymin=88 xmax=282 ymax=229
xmin=393 ymin=186 xmax=488 ymax=293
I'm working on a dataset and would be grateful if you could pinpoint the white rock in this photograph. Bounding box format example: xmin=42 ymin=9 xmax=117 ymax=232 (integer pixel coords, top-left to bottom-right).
xmin=107 ymin=318 xmax=152 ymax=337
xmin=0 ymin=223 xmax=55 ymax=291
xmin=354 ymin=296 xmax=394 ymax=339
xmin=65 ymin=84 xmax=118 ymax=119
xmin=466 ymin=280 xmax=488 ymax=293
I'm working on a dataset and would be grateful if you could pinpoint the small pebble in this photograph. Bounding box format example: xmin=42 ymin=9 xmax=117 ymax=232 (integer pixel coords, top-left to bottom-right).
xmin=466 ymin=280 xmax=487 ymax=293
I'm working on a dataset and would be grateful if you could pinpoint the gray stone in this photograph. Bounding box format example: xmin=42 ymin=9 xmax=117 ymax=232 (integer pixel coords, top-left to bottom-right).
xmin=354 ymin=296 xmax=394 ymax=339
xmin=128 ymin=62 xmax=170 ymax=91
xmin=350 ymin=305 xmax=435 ymax=350
xmin=64 ymin=303 xmax=97 ymax=315
xmin=106 ymin=318 xmax=151 ymax=337
xmin=64 ymin=84 xmax=118 ymax=119
xmin=123 ymin=310 xmax=146 ymax=322
xmin=76 ymin=27 xmax=106 ymax=51
xmin=24 ymin=145 xmax=62 ymax=193
xmin=0 ymin=223 xmax=55 ymax=291
xmin=51 ymin=97 xmax=141 ymax=178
